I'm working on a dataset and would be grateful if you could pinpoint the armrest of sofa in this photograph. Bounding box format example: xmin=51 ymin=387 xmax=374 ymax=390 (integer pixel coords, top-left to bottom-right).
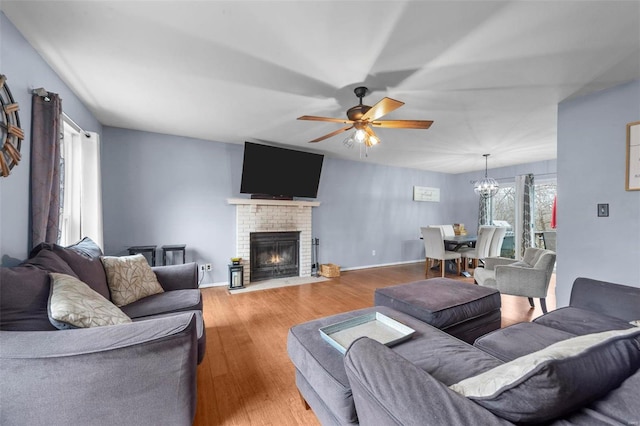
xmin=344 ymin=337 xmax=512 ymax=425
xmin=570 ymin=277 xmax=640 ymax=322
xmin=152 ymin=262 xmax=198 ymax=291
xmin=0 ymin=312 xmax=198 ymax=426
xmin=483 ymin=257 xmax=518 ymax=270
xmin=495 ymin=265 xmax=549 ymax=298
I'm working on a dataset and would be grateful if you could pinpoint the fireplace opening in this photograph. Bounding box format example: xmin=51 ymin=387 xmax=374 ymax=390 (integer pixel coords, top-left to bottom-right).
xmin=250 ymin=231 xmax=300 ymax=282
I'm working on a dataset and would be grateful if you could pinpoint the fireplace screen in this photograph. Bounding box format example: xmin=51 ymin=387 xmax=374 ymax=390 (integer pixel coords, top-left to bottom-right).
xmin=250 ymin=231 xmax=300 ymax=282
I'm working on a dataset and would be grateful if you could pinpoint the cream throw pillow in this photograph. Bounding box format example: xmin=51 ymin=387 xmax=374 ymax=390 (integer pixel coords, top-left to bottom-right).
xmin=48 ymin=272 xmax=132 ymax=329
xmin=100 ymin=254 xmax=164 ymax=307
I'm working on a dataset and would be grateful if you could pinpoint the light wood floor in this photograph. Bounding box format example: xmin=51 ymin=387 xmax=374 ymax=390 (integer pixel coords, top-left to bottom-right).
xmin=194 ymin=262 xmax=556 ymax=425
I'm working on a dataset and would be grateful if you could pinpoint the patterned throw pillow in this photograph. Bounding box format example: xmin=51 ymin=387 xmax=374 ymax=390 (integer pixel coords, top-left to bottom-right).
xmin=100 ymin=254 xmax=164 ymax=307
xmin=48 ymin=273 xmax=131 ymax=329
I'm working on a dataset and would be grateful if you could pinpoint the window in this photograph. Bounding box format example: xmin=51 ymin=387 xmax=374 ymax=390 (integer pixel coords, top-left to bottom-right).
xmin=491 ymin=179 xmax=557 ymax=256
xmin=492 ymin=185 xmax=516 ymax=258
xmin=58 ymin=116 xmax=103 ymax=249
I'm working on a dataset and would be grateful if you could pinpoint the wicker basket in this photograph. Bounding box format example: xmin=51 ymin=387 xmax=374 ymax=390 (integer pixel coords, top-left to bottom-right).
xmin=320 ymin=263 xmax=340 ymax=278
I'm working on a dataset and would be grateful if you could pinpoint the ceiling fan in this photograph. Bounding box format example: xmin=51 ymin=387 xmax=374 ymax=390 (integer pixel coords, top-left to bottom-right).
xmin=297 ymin=86 xmax=433 ymax=148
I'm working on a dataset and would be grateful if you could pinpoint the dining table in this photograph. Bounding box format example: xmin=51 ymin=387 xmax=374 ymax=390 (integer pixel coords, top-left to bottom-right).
xmin=444 ymin=234 xmax=477 ymax=251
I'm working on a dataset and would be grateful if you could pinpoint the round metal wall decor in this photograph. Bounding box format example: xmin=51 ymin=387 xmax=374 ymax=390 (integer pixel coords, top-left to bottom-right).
xmin=0 ymin=74 xmax=24 ymax=177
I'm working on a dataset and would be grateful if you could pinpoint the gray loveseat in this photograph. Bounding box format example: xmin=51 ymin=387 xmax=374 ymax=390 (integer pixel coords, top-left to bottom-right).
xmin=344 ymin=277 xmax=640 ymax=425
xmin=0 ymin=238 xmax=205 ymax=425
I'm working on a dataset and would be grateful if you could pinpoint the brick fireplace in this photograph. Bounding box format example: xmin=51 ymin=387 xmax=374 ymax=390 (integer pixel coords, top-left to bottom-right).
xmin=228 ymin=199 xmax=320 ymax=285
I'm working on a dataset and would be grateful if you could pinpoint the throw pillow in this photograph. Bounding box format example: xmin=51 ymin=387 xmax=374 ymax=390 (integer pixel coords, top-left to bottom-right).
xmin=52 ymin=243 xmax=110 ymax=300
xmin=66 ymin=236 xmax=104 ymax=258
xmin=21 ymin=249 xmax=78 ymax=277
xmin=0 ymin=266 xmax=57 ymax=331
xmin=449 ymin=327 xmax=640 ymax=423
xmin=48 ymin=273 xmax=131 ymax=329
xmin=100 ymin=254 xmax=164 ymax=307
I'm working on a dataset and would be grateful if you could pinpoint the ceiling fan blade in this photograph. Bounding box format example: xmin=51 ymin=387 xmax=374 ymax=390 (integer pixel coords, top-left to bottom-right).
xmin=371 ymin=119 xmax=433 ymax=129
xmin=298 ymin=115 xmax=352 ymax=124
xmin=360 ymin=97 xmax=404 ymax=122
xmin=309 ymin=125 xmax=354 ymax=143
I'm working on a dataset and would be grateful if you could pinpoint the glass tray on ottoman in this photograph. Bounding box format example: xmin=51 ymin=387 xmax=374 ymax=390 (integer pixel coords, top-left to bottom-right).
xmin=319 ymin=311 xmax=416 ymax=354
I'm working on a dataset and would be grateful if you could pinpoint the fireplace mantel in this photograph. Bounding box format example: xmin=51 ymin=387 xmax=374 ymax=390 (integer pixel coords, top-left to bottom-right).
xmin=227 ymin=198 xmax=320 ymax=208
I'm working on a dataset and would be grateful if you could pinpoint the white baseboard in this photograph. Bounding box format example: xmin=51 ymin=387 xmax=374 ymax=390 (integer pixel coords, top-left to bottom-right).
xmin=340 ymin=259 xmax=423 ymax=272
xmin=199 ymin=281 xmax=228 ymax=288
xmin=199 ymin=260 xmax=425 ymax=287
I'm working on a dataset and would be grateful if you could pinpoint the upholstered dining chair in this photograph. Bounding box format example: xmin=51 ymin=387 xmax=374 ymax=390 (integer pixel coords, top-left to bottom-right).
xmin=458 ymin=226 xmax=495 ymax=270
xmin=487 ymin=226 xmax=508 ymax=258
xmin=420 ymin=227 xmax=461 ymax=277
xmin=474 ymin=247 xmax=556 ymax=313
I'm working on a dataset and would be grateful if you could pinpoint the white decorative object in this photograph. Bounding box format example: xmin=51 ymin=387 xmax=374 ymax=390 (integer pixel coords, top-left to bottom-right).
xmin=413 ymin=186 xmax=440 ymax=202
xmin=626 ymin=121 xmax=640 ymax=191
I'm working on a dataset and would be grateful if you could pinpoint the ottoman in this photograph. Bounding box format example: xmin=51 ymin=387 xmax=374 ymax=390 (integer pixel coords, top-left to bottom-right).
xmin=287 ymin=306 xmax=502 ymax=425
xmin=374 ymin=278 xmax=501 ymax=344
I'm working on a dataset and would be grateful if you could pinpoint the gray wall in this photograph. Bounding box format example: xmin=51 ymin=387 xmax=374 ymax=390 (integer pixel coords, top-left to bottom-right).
xmin=556 ymin=79 xmax=640 ymax=306
xmin=101 ymin=127 xmax=242 ymax=283
xmin=101 ymin=125 xmax=559 ymax=285
xmin=101 ymin=127 xmax=458 ymax=284
xmin=0 ymin=13 xmax=102 ymax=265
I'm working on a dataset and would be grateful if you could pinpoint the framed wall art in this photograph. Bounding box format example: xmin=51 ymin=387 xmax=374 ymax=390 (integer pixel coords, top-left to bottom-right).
xmin=626 ymin=121 xmax=640 ymax=191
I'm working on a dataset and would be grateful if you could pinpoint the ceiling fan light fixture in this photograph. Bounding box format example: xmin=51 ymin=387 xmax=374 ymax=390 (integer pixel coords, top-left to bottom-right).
xmin=474 ymin=154 xmax=499 ymax=198
xmin=343 ymin=133 xmax=355 ymax=149
xmin=354 ymin=129 xmax=366 ymax=143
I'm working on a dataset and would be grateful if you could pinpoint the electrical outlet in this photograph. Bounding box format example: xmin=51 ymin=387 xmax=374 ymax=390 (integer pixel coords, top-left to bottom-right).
xmin=199 ymin=264 xmax=206 ymax=272
xmin=372 ymin=250 xmax=376 ymax=256
xmin=206 ymin=263 xmax=212 ymax=271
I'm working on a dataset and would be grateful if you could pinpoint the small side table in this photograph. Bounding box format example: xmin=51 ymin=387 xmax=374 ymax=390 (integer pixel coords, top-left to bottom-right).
xmin=162 ymin=244 xmax=186 ymax=265
xmin=127 ymin=245 xmax=157 ymax=266
xmin=228 ymin=264 xmax=244 ymax=289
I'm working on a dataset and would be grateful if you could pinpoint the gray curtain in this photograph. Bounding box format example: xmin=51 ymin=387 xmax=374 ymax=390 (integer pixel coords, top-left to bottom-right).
xmin=520 ymin=173 xmax=534 ymax=258
xmin=30 ymin=93 xmax=62 ymax=249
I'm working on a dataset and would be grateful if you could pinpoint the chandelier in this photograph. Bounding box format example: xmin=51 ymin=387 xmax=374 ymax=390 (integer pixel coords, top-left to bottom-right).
xmin=474 ymin=154 xmax=499 ymax=198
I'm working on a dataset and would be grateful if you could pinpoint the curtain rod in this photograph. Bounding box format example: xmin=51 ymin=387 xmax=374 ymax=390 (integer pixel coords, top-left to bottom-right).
xmin=32 ymin=87 xmax=90 ymax=137
xmin=470 ymin=171 xmax=557 ymax=184
xmin=62 ymin=112 xmax=90 ymax=137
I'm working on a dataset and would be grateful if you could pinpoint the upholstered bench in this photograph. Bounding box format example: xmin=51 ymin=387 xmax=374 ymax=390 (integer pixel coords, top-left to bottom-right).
xmin=374 ymin=277 xmax=501 ymax=344
xmin=287 ymin=306 xmax=501 ymax=425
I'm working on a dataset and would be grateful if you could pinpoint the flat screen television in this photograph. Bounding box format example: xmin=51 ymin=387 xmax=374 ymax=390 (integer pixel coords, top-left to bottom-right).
xmin=240 ymin=142 xmax=324 ymax=199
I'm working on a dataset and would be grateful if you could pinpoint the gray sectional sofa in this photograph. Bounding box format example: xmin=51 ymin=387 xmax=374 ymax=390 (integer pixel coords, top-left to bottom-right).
xmin=0 ymin=238 xmax=205 ymax=425
xmin=344 ymin=277 xmax=640 ymax=425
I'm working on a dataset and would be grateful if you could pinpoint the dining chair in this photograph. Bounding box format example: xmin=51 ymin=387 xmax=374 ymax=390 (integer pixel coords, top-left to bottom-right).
xmin=487 ymin=226 xmax=508 ymax=258
xmin=542 ymin=231 xmax=556 ymax=252
xmin=420 ymin=227 xmax=461 ymax=277
xmin=458 ymin=226 xmax=495 ymax=269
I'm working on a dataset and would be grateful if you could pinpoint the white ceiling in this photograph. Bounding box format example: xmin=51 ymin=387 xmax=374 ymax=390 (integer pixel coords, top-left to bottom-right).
xmin=3 ymin=1 xmax=639 ymax=173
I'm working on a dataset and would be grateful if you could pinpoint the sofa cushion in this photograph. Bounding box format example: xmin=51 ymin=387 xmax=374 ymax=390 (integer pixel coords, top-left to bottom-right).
xmin=101 ymin=254 xmax=164 ymax=307
xmin=534 ymin=306 xmax=635 ymax=335
xmin=48 ymin=273 xmax=131 ymax=329
xmin=120 ymin=289 xmax=202 ymax=319
xmin=450 ymin=327 xmax=640 ymax=423
xmin=474 ymin=322 xmax=576 ymax=362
